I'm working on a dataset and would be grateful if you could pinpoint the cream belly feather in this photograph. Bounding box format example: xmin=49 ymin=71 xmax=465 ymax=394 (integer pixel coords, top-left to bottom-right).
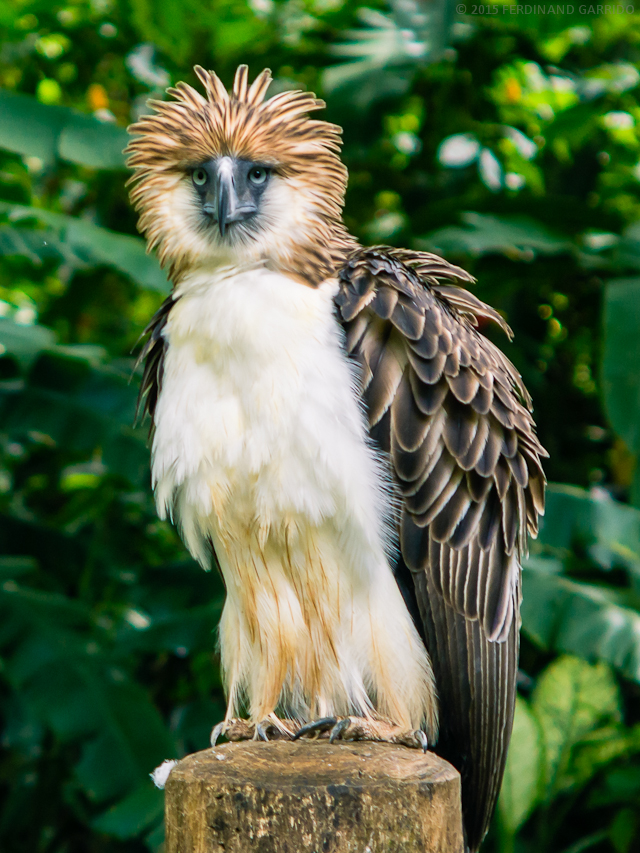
xmin=151 ymin=263 xmax=436 ymax=733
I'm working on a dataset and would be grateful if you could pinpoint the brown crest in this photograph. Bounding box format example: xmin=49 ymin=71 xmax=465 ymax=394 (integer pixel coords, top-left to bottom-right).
xmin=126 ymin=66 xmax=354 ymax=283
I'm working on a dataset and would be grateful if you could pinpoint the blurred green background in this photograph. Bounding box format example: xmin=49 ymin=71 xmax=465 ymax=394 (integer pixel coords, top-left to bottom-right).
xmin=2 ymin=0 xmax=640 ymax=850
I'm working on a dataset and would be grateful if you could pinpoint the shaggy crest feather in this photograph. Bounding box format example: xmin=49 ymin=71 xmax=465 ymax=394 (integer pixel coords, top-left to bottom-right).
xmin=126 ymin=65 xmax=354 ymax=283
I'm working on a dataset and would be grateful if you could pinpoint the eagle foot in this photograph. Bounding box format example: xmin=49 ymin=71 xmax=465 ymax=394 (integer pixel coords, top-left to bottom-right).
xmin=293 ymin=716 xmax=429 ymax=752
xmin=210 ymin=716 xmax=296 ymax=747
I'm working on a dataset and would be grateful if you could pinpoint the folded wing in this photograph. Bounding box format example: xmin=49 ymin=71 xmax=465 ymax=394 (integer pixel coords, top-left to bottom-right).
xmin=335 ymin=247 xmax=547 ymax=852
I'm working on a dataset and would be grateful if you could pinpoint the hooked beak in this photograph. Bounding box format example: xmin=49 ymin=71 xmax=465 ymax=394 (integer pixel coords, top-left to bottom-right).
xmin=203 ymin=160 xmax=258 ymax=237
xmin=216 ymin=169 xmax=234 ymax=238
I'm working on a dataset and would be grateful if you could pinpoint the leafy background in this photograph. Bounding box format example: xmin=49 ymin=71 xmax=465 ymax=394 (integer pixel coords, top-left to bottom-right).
xmin=1 ymin=1 xmax=640 ymax=851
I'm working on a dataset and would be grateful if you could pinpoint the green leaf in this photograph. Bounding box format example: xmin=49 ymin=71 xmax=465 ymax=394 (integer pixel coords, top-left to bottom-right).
xmin=567 ymin=725 xmax=640 ymax=793
xmin=145 ymin=819 xmax=166 ymax=852
xmin=602 ymin=277 xmax=640 ymax=504
xmin=499 ymin=696 xmax=544 ymax=834
xmin=0 ymin=556 xmax=37 ymax=579
xmin=558 ymin=831 xmax=610 ymax=853
xmin=119 ymin=602 xmax=222 ymax=654
xmin=610 ymin=808 xmax=638 ymax=853
xmin=423 ymin=212 xmax=572 ymax=259
xmin=0 ymin=204 xmax=168 ymax=292
xmin=0 ymin=339 xmax=149 ymax=485
xmin=537 ymin=483 xmax=640 ymax=577
xmin=74 ymin=679 xmax=176 ymax=803
xmin=325 ymin=64 xmax=412 ymax=112
xmin=532 ymin=656 xmax=620 ymax=798
xmin=544 ymin=101 xmax=601 ymax=149
xmin=611 ymin=224 xmax=640 ymax=272
xmin=590 ymin=765 xmax=640 ymax=807
xmin=0 ymin=318 xmax=55 ymax=368
xmin=0 ymin=582 xmax=177 ymax=811
xmin=129 ymin=0 xmax=197 ymax=64
xmin=0 ymin=225 xmax=77 ymax=267
xmin=522 ymin=561 xmax=640 ymax=682
xmin=323 ymin=0 xmax=453 ymax=108
xmin=92 ymin=781 xmax=164 ymax=839
xmin=0 ymin=89 xmax=128 ymax=169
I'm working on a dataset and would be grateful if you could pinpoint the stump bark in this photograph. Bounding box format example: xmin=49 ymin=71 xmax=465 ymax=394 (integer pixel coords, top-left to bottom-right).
xmin=165 ymin=741 xmax=464 ymax=853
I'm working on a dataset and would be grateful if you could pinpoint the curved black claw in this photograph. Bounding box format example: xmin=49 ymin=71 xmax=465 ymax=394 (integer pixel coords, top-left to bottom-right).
xmin=255 ymin=721 xmax=270 ymax=742
xmin=210 ymin=721 xmax=225 ymax=748
xmin=329 ymin=718 xmax=351 ymax=743
xmin=292 ymin=717 xmax=338 ymax=740
xmin=292 ymin=716 xmax=429 ymax=751
xmin=415 ymin=729 xmax=429 ymax=753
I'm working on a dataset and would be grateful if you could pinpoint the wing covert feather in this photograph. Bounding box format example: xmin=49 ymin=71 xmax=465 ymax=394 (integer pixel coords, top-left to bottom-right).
xmin=336 ymin=246 xmax=547 ymax=852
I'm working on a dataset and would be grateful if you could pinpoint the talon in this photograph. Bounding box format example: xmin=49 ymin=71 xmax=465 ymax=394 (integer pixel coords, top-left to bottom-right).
xmin=293 ymin=717 xmax=337 ymax=740
xmin=210 ymin=721 xmax=225 ymax=748
xmin=256 ymin=721 xmax=270 ymax=742
xmin=416 ymin=730 xmax=429 ymax=753
xmin=288 ymin=715 xmax=426 ymax=751
xmin=329 ymin=717 xmax=351 ymax=743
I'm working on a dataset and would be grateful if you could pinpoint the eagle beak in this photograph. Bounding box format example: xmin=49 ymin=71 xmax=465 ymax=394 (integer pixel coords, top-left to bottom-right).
xmin=216 ymin=169 xmax=236 ymax=238
xmin=211 ymin=158 xmax=259 ymax=238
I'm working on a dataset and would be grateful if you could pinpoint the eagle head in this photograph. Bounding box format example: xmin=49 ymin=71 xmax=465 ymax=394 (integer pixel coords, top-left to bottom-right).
xmin=126 ymin=65 xmax=352 ymax=283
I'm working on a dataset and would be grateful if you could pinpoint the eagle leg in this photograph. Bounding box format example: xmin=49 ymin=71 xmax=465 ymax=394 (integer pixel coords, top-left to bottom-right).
xmin=210 ymin=716 xmax=296 ymax=747
xmin=294 ymin=716 xmax=429 ymax=752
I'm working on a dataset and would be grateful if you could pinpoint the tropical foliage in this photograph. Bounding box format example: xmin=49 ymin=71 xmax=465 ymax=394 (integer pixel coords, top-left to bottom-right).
xmin=1 ymin=1 xmax=640 ymax=851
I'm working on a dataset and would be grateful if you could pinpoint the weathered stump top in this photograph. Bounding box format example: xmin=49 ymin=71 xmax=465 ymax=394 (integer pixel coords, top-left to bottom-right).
xmin=165 ymin=741 xmax=464 ymax=853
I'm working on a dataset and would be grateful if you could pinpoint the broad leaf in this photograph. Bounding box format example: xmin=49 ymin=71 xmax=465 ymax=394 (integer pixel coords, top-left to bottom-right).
xmin=0 ymin=203 xmax=168 ymax=292
xmin=323 ymin=0 xmax=454 ymax=108
xmin=499 ymin=696 xmax=543 ymax=834
xmin=0 ymin=556 xmax=37 ymax=579
xmin=118 ymin=603 xmax=222 ymax=654
xmin=0 ymin=225 xmax=78 ymax=267
xmin=566 ymin=725 xmax=640 ymax=793
xmin=614 ymin=222 xmax=640 ymax=271
xmin=532 ymin=656 xmax=620 ymax=798
xmin=544 ymin=101 xmax=602 ymax=149
xmin=0 ymin=89 xmax=128 ymax=169
xmin=92 ymin=781 xmax=164 ymax=839
xmin=537 ymin=483 xmax=640 ymax=577
xmin=0 ymin=582 xmax=177 ymax=807
xmin=522 ymin=560 xmax=640 ymax=683
xmin=114 ymin=560 xmax=223 ymax=658
xmin=590 ymin=765 xmax=640 ymax=807
xmin=602 ymin=277 xmax=640 ymax=504
xmin=0 ymin=318 xmax=55 ymax=368
xmin=74 ymin=679 xmax=176 ymax=803
xmin=609 ymin=808 xmax=638 ymax=853
xmin=423 ymin=212 xmax=572 ymax=259
xmin=0 ymin=336 xmax=148 ymax=485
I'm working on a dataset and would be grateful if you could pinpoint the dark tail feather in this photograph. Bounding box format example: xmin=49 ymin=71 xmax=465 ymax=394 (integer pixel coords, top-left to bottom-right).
xmin=417 ymin=573 xmax=519 ymax=851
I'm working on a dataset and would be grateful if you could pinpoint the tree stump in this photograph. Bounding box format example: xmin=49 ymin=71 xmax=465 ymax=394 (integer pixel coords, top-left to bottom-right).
xmin=165 ymin=740 xmax=464 ymax=853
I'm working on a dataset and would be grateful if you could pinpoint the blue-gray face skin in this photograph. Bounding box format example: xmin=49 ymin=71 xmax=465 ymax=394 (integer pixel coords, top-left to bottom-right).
xmin=190 ymin=157 xmax=272 ymax=236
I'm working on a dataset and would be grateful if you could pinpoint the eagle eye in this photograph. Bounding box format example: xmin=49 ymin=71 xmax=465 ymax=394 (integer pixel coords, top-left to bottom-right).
xmin=192 ymin=168 xmax=208 ymax=187
xmin=248 ymin=167 xmax=268 ymax=186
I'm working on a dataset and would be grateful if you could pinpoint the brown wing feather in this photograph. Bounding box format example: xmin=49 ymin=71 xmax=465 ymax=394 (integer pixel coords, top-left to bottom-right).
xmin=135 ymin=293 xmax=176 ymax=430
xmin=336 ymin=246 xmax=547 ymax=852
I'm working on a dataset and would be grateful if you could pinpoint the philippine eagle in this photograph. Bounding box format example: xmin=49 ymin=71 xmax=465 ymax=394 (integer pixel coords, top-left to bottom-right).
xmin=126 ymin=66 xmax=547 ymax=851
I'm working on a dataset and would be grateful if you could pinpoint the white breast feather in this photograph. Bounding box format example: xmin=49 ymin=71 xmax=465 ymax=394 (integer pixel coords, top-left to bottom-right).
xmin=152 ymin=264 xmax=437 ymax=735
